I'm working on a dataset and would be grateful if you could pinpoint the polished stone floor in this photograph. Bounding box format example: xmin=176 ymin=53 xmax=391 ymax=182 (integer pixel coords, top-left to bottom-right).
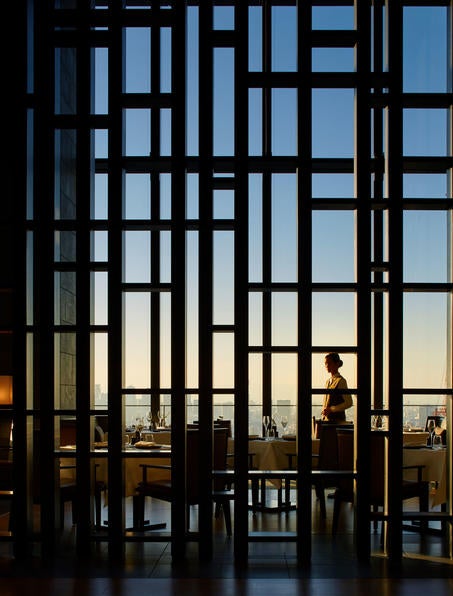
xmin=0 ymin=488 xmax=452 ymax=594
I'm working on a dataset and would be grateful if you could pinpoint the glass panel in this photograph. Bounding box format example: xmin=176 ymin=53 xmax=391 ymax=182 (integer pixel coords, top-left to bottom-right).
xmin=160 ymin=109 xmax=172 ymax=156
xmin=312 ymin=89 xmax=354 ymax=158
xmin=124 ymin=293 xmax=151 ymax=388
xmin=403 ymin=293 xmax=449 ymax=389
xmin=312 ymin=292 xmax=356 ymax=347
xmin=312 ymin=174 xmax=354 ymax=199
xmin=312 ymin=48 xmax=354 ymax=72
xmin=312 ymin=6 xmax=355 ymax=30
xmin=123 ymin=231 xmax=151 ymax=283
xmin=403 ymin=109 xmax=448 ymax=156
xmin=272 ymin=174 xmax=297 ymax=283
xmin=186 ymin=173 xmax=199 ymax=220
xmin=54 ymin=231 xmax=76 ymax=262
xmin=160 ymin=231 xmax=171 ymax=283
xmin=94 ymin=48 xmax=108 ymax=114
xmin=249 ymin=354 xmax=263 ymax=431
xmin=55 ymin=48 xmax=76 ymax=114
xmin=214 ymin=48 xmax=234 ymax=156
xmin=403 ymin=7 xmax=447 ymax=93
xmin=125 ymin=109 xmax=151 ymax=156
xmin=54 ymin=272 xmax=76 ymax=326
xmin=213 ymin=333 xmax=234 ymax=389
xmin=160 ymin=27 xmax=172 ymax=93
xmin=125 ymin=28 xmax=151 ymax=93
xmin=55 ymin=129 xmax=77 ymax=220
xmin=187 ymin=7 xmax=199 ymax=156
xmin=249 ymin=292 xmax=262 ymax=346
xmin=213 ymin=231 xmax=234 ymax=326
xmin=93 ymin=173 xmax=108 ymax=219
xmin=214 ymin=189 xmax=234 ymax=220
xmin=160 ymin=293 xmax=171 ymax=388
xmin=272 ymin=354 xmax=297 ymax=416
xmin=272 ymin=293 xmax=297 ymax=346
xmin=213 ymin=394 xmax=234 ymax=436
xmin=95 ymin=129 xmax=108 ymax=158
xmin=93 ymin=333 xmax=108 ymax=407
xmin=92 ymin=272 xmax=108 ymax=326
xmin=249 ymin=6 xmax=262 ymax=72
xmin=249 ymin=174 xmax=263 ymax=283
xmin=54 ymin=333 xmax=76 ymax=409
xmin=214 ymin=6 xmax=234 ymax=30
xmin=272 ymin=88 xmax=297 ymax=156
xmin=125 ymin=174 xmax=151 ymax=220
xmin=186 ymin=231 xmax=199 ymax=388
xmin=160 ymin=173 xmax=171 ymax=220
xmin=403 ymin=211 xmax=447 ymax=283
xmin=403 ymin=173 xmax=449 ymax=199
xmin=91 ymin=231 xmax=108 ymax=262
xmin=272 ymin=6 xmax=297 ymax=72
xmin=312 ymin=211 xmax=356 ymax=283
xmin=248 ymin=88 xmax=262 ymax=156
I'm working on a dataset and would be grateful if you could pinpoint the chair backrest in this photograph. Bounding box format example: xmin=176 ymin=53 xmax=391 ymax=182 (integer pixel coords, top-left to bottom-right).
xmin=215 ymin=419 xmax=232 ymax=438
xmin=317 ymin=422 xmax=353 ymax=470
xmin=186 ymin=428 xmax=229 ymax=502
xmin=336 ymin=427 xmax=354 ymax=498
xmin=369 ymin=431 xmax=386 ymax=504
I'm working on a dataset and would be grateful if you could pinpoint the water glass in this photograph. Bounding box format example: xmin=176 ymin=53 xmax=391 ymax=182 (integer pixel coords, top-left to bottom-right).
xmin=432 ymin=434 xmax=442 ymax=450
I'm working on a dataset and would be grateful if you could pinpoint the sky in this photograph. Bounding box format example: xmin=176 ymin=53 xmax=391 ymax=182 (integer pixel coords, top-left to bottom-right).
xmin=83 ymin=4 xmax=451 ymax=425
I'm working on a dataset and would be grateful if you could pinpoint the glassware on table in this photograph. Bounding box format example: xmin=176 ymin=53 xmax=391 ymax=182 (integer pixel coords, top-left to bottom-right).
xmin=281 ymin=416 xmax=288 ymax=435
xmin=262 ymin=416 xmax=270 ymax=440
xmin=427 ymin=419 xmax=435 ymax=446
xmin=432 ymin=433 xmax=442 ymax=450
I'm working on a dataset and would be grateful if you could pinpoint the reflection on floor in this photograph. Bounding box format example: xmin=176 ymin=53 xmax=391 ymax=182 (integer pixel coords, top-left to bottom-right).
xmin=1 ymin=487 xmax=452 ymax=588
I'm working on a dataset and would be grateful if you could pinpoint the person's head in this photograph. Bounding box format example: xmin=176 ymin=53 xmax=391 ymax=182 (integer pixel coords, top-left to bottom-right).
xmin=324 ymin=352 xmax=343 ymax=374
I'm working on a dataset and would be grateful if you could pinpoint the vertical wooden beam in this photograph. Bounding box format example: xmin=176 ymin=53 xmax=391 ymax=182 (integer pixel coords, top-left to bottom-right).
xmin=170 ymin=0 xmax=187 ymax=561
xmin=296 ymin=0 xmax=313 ymax=566
xmin=233 ymin=0 xmax=249 ymax=567
xmin=385 ymin=0 xmax=404 ymax=565
xmin=354 ymin=0 xmax=372 ymax=563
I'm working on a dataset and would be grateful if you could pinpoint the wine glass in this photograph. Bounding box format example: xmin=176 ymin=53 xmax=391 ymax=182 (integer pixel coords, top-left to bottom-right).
xmin=262 ymin=416 xmax=270 ymax=440
xmin=427 ymin=419 xmax=435 ymax=446
xmin=281 ymin=416 xmax=288 ymax=435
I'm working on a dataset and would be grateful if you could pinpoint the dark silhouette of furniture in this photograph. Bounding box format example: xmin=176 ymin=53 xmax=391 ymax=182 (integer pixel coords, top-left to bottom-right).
xmin=332 ymin=429 xmax=430 ymax=536
xmin=133 ymin=428 xmax=233 ymax=536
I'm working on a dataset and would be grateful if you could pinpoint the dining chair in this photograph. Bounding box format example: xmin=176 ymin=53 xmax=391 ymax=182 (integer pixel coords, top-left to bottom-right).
xmin=312 ymin=422 xmax=353 ymax=518
xmin=133 ymin=428 xmax=233 ymax=536
xmin=332 ymin=429 xmax=430 ymax=536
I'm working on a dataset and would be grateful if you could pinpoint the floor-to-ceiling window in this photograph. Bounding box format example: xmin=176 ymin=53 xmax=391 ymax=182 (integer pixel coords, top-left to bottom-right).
xmin=4 ymin=0 xmax=452 ymax=567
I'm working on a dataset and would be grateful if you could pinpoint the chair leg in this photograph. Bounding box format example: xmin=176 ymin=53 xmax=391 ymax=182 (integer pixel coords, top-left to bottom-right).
xmin=251 ymin=478 xmax=259 ymax=512
xmin=133 ymin=493 xmax=145 ymax=531
xmin=221 ymin=500 xmax=232 ymax=537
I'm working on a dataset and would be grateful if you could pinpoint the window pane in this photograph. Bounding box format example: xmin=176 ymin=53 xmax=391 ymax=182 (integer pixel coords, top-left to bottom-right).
xmin=272 ymin=174 xmax=297 ymax=283
xmin=124 ymin=293 xmax=150 ymax=388
xmin=312 ymin=89 xmax=354 ymax=158
xmin=272 ymin=293 xmax=297 ymax=346
xmin=403 ymin=294 xmax=449 ymax=389
xmin=403 ymin=7 xmax=447 ymax=93
xmin=312 ymin=211 xmax=355 ymax=283
xmin=272 ymin=6 xmax=297 ymax=72
xmin=125 ymin=28 xmax=151 ymax=93
xmin=403 ymin=211 xmax=447 ymax=283
xmin=312 ymin=293 xmax=356 ymax=346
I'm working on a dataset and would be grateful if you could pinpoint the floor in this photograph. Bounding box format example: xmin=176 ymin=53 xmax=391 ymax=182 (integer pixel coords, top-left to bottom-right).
xmin=1 ymin=488 xmax=452 ymax=595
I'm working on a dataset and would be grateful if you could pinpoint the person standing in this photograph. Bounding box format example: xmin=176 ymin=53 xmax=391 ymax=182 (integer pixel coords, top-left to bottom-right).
xmin=321 ymin=352 xmax=352 ymax=422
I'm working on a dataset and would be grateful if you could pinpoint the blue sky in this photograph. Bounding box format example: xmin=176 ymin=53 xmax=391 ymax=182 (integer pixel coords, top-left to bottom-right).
xmin=88 ymin=4 xmax=450 ymax=419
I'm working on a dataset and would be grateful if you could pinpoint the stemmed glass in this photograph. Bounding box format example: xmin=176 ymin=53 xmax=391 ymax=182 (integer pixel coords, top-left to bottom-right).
xmin=262 ymin=416 xmax=270 ymax=440
xmin=281 ymin=416 xmax=288 ymax=436
xmin=427 ymin=419 xmax=436 ymax=446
